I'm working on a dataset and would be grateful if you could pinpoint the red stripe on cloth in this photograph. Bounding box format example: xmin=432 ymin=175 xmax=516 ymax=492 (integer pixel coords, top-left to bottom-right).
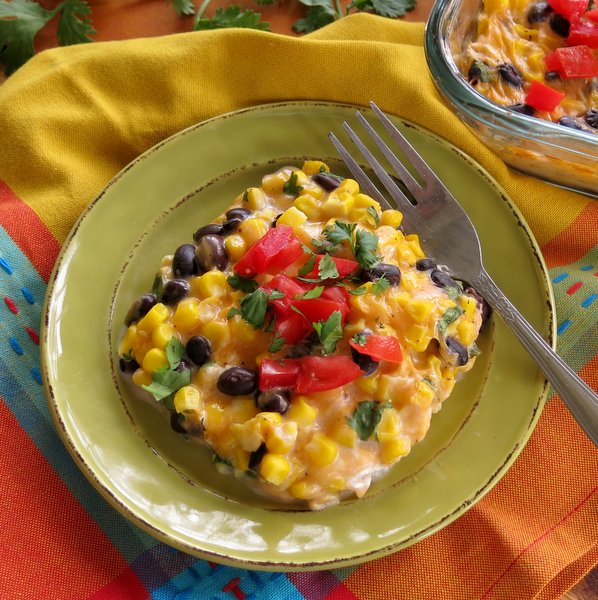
xmin=87 ymin=566 xmax=150 ymax=600
xmin=541 ymin=203 xmax=598 ymax=269
xmin=323 ymin=583 xmax=361 ymax=600
xmin=0 ymin=181 xmax=61 ymax=283
xmin=0 ymin=400 xmax=138 ymax=600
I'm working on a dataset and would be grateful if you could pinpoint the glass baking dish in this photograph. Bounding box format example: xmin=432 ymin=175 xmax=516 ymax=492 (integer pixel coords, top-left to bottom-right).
xmin=424 ymin=0 xmax=598 ymax=198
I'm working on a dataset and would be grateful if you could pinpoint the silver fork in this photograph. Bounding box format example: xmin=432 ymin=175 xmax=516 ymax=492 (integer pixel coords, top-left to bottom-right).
xmin=329 ymin=100 xmax=598 ymax=447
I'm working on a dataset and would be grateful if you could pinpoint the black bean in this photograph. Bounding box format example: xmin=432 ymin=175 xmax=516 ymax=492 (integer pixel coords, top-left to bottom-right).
xmin=173 ymin=244 xmax=198 ymax=277
xmin=193 ymin=223 xmax=224 ymax=243
xmin=119 ymin=356 xmax=139 ymax=373
xmin=222 ymin=218 xmax=243 ymax=233
xmin=498 ymin=63 xmax=524 ymax=88
xmin=350 ymin=347 xmax=379 ymax=376
xmin=256 ymin=388 xmax=291 ymax=414
xmin=361 ymin=263 xmax=401 ymax=286
xmin=186 ymin=336 xmax=211 ymax=366
xmin=194 ymin=234 xmax=229 ymax=271
xmin=549 ymin=13 xmax=570 ymax=36
xmin=226 ymin=207 xmax=253 ymax=221
xmin=312 ymin=172 xmax=343 ymax=191
xmin=558 ymin=116 xmax=583 ymax=130
xmin=124 ymin=293 xmax=157 ymax=326
xmin=545 ymin=71 xmax=560 ymax=81
xmin=217 ymin=367 xmax=258 ymax=396
xmin=249 ymin=443 xmax=267 ymax=470
xmin=170 ymin=411 xmax=188 ymax=434
xmin=527 ymin=1 xmax=552 ymax=23
xmin=446 ymin=337 xmax=469 ymax=366
xmin=161 ymin=279 xmax=190 ymax=305
xmin=584 ymin=109 xmax=598 ymax=129
xmin=430 ymin=268 xmax=458 ymax=289
xmin=415 ymin=258 xmax=436 ymax=271
xmin=509 ymin=103 xmax=535 ymax=116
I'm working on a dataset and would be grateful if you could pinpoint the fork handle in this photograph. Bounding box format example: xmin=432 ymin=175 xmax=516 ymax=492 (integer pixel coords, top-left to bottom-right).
xmin=471 ymin=269 xmax=598 ymax=447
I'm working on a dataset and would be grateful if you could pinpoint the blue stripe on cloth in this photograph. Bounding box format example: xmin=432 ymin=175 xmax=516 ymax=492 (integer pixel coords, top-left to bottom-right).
xmin=152 ymin=561 xmax=302 ymax=600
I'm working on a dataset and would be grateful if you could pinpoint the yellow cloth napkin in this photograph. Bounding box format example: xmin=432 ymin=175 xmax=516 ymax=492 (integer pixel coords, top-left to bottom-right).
xmin=0 ymin=14 xmax=596 ymax=600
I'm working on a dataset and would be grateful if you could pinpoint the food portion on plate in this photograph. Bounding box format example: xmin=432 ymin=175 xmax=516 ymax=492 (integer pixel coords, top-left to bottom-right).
xmin=117 ymin=161 xmax=489 ymax=510
xmin=459 ymin=0 xmax=598 ymax=132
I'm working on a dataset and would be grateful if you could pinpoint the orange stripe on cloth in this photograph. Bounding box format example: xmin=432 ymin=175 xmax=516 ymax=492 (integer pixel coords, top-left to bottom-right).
xmin=541 ymin=202 xmax=598 ymax=269
xmin=0 ymin=400 xmax=140 ymax=600
xmin=0 ymin=181 xmax=61 ymax=283
xmin=343 ymin=356 xmax=598 ymax=600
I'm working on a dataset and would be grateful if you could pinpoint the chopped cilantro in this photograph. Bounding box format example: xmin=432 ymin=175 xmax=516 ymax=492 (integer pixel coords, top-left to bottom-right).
xmin=227 ymin=273 xmax=258 ymax=293
xmin=142 ymin=365 xmax=191 ymax=402
xmin=438 ymin=306 xmax=464 ymax=334
xmin=347 ymin=401 xmax=388 ymax=441
xmin=302 ymin=286 xmax=325 ymax=299
xmin=372 ymin=275 xmax=390 ymax=295
xmin=351 ymin=332 xmax=370 ymax=346
xmin=355 ymin=229 xmax=379 ymax=268
xmin=269 ymin=334 xmax=286 ymax=353
xmin=318 ymin=254 xmax=339 ymax=280
xmin=348 ymin=286 xmax=368 ymax=296
xmin=298 ymin=254 xmax=317 ymax=277
xmin=324 ymin=221 xmax=357 ymax=247
xmin=312 ymin=310 xmax=343 ymax=354
xmin=469 ymin=342 xmax=481 ymax=357
xmin=151 ymin=273 xmax=164 ymax=297
xmin=194 ymin=6 xmax=271 ymax=30
xmin=283 ymin=171 xmax=303 ymax=197
xmin=165 ymin=336 xmax=185 ymax=369
xmin=367 ymin=206 xmax=381 ymax=227
xmin=347 ymin=0 xmax=416 ymax=17
xmin=227 ymin=307 xmax=242 ymax=319
xmin=239 ymin=288 xmax=269 ymax=329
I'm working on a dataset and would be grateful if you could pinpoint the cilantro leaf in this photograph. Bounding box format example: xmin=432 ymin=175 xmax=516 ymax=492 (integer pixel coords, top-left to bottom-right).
xmin=312 ymin=310 xmax=343 ymax=354
xmin=347 ymin=401 xmax=388 ymax=441
xmin=298 ymin=254 xmax=317 ymax=277
xmin=152 ymin=273 xmax=165 ymax=297
xmin=170 ymin=0 xmax=196 ymax=16
xmin=228 ymin=273 xmax=258 ymax=293
xmin=165 ymin=336 xmax=185 ymax=370
xmin=293 ymin=3 xmax=336 ymax=33
xmin=351 ymin=332 xmax=369 ymax=346
xmin=227 ymin=307 xmax=242 ymax=319
xmin=56 ymin=0 xmax=95 ymax=46
xmin=348 ymin=286 xmax=368 ymax=296
xmin=355 ymin=229 xmax=379 ymax=268
xmin=269 ymin=334 xmax=286 ymax=353
xmin=367 ymin=206 xmax=381 ymax=227
xmin=324 ymin=221 xmax=356 ymax=249
xmin=142 ymin=366 xmax=191 ymax=402
xmin=283 ymin=171 xmax=303 ymax=197
xmin=438 ymin=306 xmax=464 ymax=334
xmin=240 ymin=288 xmax=269 ymax=329
xmin=302 ymin=286 xmax=325 ymax=299
xmin=318 ymin=254 xmax=339 ymax=280
xmin=348 ymin=0 xmax=415 ymax=17
xmin=194 ymin=6 xmax=271 ymax=31
xmin=0 ymin=0 xmax=56 ymax=75
xmin=372 ymin=275 xmax=390 ymax=295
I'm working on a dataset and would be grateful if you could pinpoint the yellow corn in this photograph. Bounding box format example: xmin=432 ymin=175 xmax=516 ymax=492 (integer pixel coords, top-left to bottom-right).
xmin=174 ymin=385 xmax=202 ymax=414
xmin=200 ymin=321 xmax=230 ymax=348
xmin=328 ymin=477 xmax=346 ymax=493
xmin=286 ymin=397 xmax=318 ymax=427
xmin=224 ymin=234 xmax=247 ymax=263
xmin=173 ymin=298 xmax=201 ymax=333
xmin=302 ymin=160 xmax=329 ymax=175
xmin=353 ymin=193 xmax=381 ymax=212
xmin=301 ymin=183 xmax=324 ymax=200
xmin=404 ymin=298 xmax=433 ymax=323
xmin=244 ymin=187 xmax=266 ymax=210
xmin=459 ymin=294 xmax=477 ymax=320
xmin=380 ymin=209 xmax=403 ymax=228
xmin=289 ymin=479 xmax=318 ymax=500
xmin=405 ymin=234 xmax=425 ymax=259
xmin=261 ymin=172 xmax=287 ymax=195
xmin=355 ymin=372 xmax=379 ymax=396
xmin=142 ymin=348 xmax=168 ymax=373
xmin=118 ymin=325 xmax=138 ymax=357
xmin=329 ymin=421 xmax=358 ymax=448
xmin=404 ymin=323 xmax=433 ymax=352
xmin=132 ymin=368 xmax=152 ymax=386
xmin=231 ymin=419 xmax=264 ymax=452
xmin=277 ymin=206 xmax=308 ymax=229
xmin=203 ymin=401 xmax=227 ymax=430
xmin=151 ymin=323 xmax=177 ymax=350
xmin=305 ymin=432 xmax=338 ymax=466
xmin=137 ymin=303 xmax=170 ymax=333
xmin=338 ymin=178 xmax=360 ymax=195
xmin=293 ymin=194 xmax=320 ymax=220
xmin=192 ymin=270 xmax=228 ymax=299
xmin=238 ymin=217 xmax=269 ymax=248
xmin=321 ymin=191 xmax=354 ymax=219
xmin=376 ymin=408 xmax=402 ymax=443
xmin=229 ymin=398 xmax=258 ymax=423
xmin=230 ymin=316 xmax=259 ymax=344
xmin=458 ymin=320 xmax=478 ymax=347
xmin=266 ymin=422 xmax=298 ymax=454
xmin=375 ymin=374 xmax=395 ymax=403
xmin=231 ymin=446 xmax=250 ymax=472
xmin=260 ymin=453 xmax=291 ymax=486
xmin=197 ymin=296 xmax=221 ymax=322
xmin=380 ymin=437 xmax=411 ymax=464
xmin=412 ymin=381 xmax=435 ymax=409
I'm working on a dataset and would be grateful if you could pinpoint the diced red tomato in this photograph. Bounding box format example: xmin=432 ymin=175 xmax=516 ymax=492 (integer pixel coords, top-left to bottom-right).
xmin=274 ymin=312 xmax=313 ymax=345
xmin=234 ymin=225 xmax=305 ymax=277
xmin=585 ymin=8 xmax=598 ymax=23
xmin=547 ymin=0 xmax=587 ymax=20
xmin=524 ymin=81 xmax=566 ymax=112
xmin=349 ymin=335 xmax=403 ymax=364
xmin=320 ymin=285 xmax=350 ymax=319
xmin=292 ymin=298 xmax=347 ymax=324
xmin=545 ymin=46 xmax=598 ymax=77
xmin=295 ymin=356 xmax=364 ymax=393
xmin=259 ymin=358 xmax=301 ymax=391
xmin=567 ymin=19 xmax=598 ymax=48
xmin=303 ymin=255 xmax=359 ymax=279
xmin=262 ymin=274 xmax=313 ymax=316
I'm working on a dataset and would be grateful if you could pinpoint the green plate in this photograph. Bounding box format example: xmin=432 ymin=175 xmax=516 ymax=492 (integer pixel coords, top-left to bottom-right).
xmin=41 ymin=102 xmax=554 ymax=570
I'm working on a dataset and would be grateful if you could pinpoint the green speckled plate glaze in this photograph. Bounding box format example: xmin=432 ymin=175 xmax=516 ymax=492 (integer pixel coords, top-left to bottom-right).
xmin=41 ymin=102 xmax=554 ymax=571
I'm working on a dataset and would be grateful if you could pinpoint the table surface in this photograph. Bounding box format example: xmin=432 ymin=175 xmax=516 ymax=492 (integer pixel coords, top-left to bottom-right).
xmin=4 ymin=2 xmax=598 ymax=598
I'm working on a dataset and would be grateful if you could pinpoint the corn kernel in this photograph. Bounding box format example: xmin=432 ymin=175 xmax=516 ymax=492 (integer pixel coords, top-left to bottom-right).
xmin=221 ymin=232 xmax=244 ymax=262
xmin=293 ymin=194 xmax=320 ymax=220
xmin=457 ymin=320 xmax=478 ymax=346
xmin=328 ymin=477 xmax=346 ymax=492
xmin=353 ymin=193 xmax=381 ymax=212
xmin=405 ymin=234 xmax=425 ymax=259
xmin=261 ymin=172 xmax=286 ymax=195
xmin=260 ymin=453 xmax=291 ymax=486
xmin=277 ymin=206 xmax=308 ymax=229
xmin=200 ymin=321 xmax=230 ymax=348
xmin=255 ymin=411 xmax=283 ymax=435
xmin=355 ymin=372 xmax=379 ymax=396
xmin=305 ymin=432 xmax=338 ymax=466
xmin=230 ymin=316 xmax=259 ymax=344
xmin=192 ymin=270 xmax=228 ymax=299
xmin=404 ymin=299 xmax=433 ymax=323
xmin=412 ymin=381 xmax=435 ymax=409
xmin=330 ymin=421 xmax=358 ymax=448
xmin=244 ymin=187 xmax=266 ymax=210
xmin=132 ymin=368 xmax=152 ymax=386
xmin=404 ymin=323 xmax=433 ymax=352
xmin=152 ymin=323 xmax=177 ymax=349
xmin=380 ymin=209 xmax=403 ymax=228
xmin=376 ymin=408 xmax=402 ymax=443
xmin=137 ymin=303 xmax=170 ymax=333
xmin=198 ymin=296 xmax=222 ymax=322
xmin=204 ymin=401 xmax=227 ymax=430
xmin=238 ymin=217 xmax=269 ymax=248
xmin=338 ymin=178 xmax=360 ymax=194
xmin=321 ymin=192 xmax=354 ymax=219
xmin=229 ymin=398 xmax=258 ymax=423
xmin=459 ymin=295 xmax=477 ymax=320
xmin=118 ymin=325 xmax=138 ymax=356
xmin=174 ymin=385 xmax=202 ymax=414
xmin=142 ymin=348 xmax=168 ymax=373
xmin=380 ymin=437 xmax=411 ymax=464
xmin=231 ymin=419 xmax=263 ymax=452
xmin=302 ymin=160 xmax=329 ymax=175
xmin=287 ymin=397 xmax=318 ymax=427
xmin=301 ymin=184 xmax=324 ymax=200
xmin=231 ymin=446 xmax=250 ymax=472
xmin=266 ymin=421 xmax=298 ymax=454
xmin=173 ymin=298 xmax=201 ymax=332
xmin=375 ymin=374 xmax=394 ymax=403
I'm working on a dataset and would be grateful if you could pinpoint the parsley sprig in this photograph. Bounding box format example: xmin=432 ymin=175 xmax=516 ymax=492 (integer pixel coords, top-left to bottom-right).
xmin=324 ymin=221 xmax=380 ymax=269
